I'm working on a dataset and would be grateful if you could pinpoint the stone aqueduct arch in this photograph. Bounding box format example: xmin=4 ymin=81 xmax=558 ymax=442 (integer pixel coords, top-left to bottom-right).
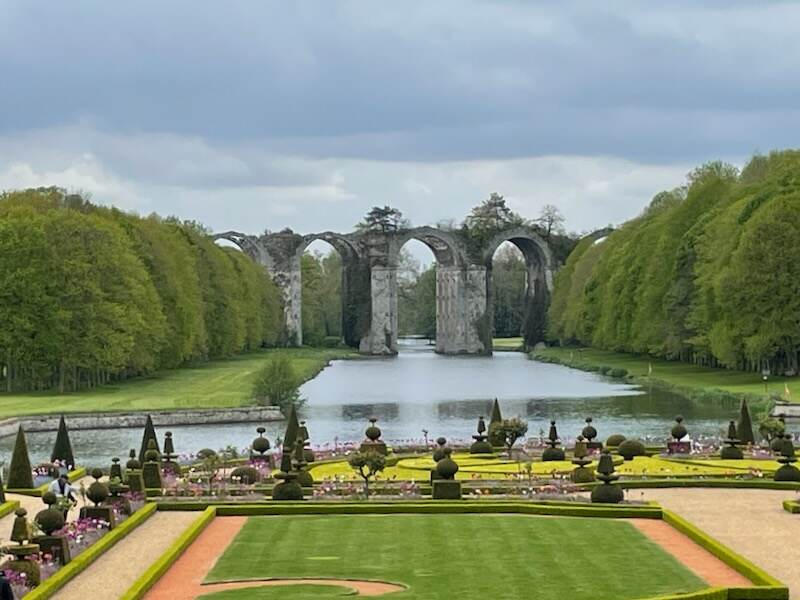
xmin=213 ymin=224 xmax=555 ymax=355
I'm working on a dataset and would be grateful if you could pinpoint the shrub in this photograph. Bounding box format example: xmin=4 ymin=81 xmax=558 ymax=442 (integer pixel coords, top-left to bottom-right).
xmin=322 ymin=336 xmax=342 ymax=348
xmin=230 ymin=466 xmax=259 ymax=485
xmin=598 ymin=366 xmax=612 ymax=374
xmin=251 ymin=354 xmax=304 ymax=416
xmin=605 ymin=434 xmax=626 ymax=448
xmin=7 ymin=426 xmax=34 ymax=489
xmin=51 ymin=415 xmax=75 ymax=469
xmin=196 ymin=448 xmax=217 ymax=460
xmin=608 ymin=368 xmax=628 ymax=379
xmin=617 ymin=439 xmax=646 ymax=460
xmin=138 ymin=414 xmax=160 ymax=464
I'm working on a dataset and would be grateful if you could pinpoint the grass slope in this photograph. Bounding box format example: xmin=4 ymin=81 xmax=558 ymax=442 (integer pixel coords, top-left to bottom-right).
xmin=0 ymin=348 xmax=355 ymax=419
xmin=536 ymin=347 xmax=799 ymax=400
xmin=206 ymin=514 xmax=705 ymax=600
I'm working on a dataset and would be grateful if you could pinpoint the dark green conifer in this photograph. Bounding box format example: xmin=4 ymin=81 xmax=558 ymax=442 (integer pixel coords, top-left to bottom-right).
xmin=138 ymin=414 xmax=160 ymax=463
xmin=737 ymin=399 xmax=755 ymax=445
xmin=7 ymin=426 xmax=34 ymax=489
xmin=50 ymin=415 xmax=75 ymax=469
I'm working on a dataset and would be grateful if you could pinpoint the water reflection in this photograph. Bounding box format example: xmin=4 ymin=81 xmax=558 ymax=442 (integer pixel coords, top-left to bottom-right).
xmin=0 ymin=345 xmax=742 ymax=468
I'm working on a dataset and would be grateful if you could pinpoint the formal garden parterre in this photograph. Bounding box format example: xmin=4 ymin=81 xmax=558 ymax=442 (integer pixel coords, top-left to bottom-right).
xmin=0 ymin=396 xmax=797 ymax=599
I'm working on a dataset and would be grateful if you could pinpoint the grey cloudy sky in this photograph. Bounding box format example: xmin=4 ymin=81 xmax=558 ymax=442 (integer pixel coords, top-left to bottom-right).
xmin=1 ymin=1 xmax=798 ymax=248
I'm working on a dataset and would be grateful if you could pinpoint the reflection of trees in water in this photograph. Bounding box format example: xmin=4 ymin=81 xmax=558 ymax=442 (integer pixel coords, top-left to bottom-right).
xmin=524 ymin=388 xmax=739 ymax=421
xmin=436 ymin=399 xmax=495 ymax=420
xmin=341 ymin=403 xmax=399 ymax=422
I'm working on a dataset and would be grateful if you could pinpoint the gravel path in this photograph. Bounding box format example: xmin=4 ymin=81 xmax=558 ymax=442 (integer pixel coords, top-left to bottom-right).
xmin=641 ymin=489 xmax=800 ymax=598
xmin=56 ymin=510 xmax=199 ymax=600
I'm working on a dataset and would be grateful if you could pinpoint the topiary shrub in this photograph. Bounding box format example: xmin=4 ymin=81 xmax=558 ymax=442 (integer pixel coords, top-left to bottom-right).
xmin=608 ymin=368 xmax=628 ymax=379
xmin=271 ymin=477 xmax=303 ymax=500
xmin=50 ymin=415 xmax=75 ymax=470
xmin=605 ymin=434 xmax=626 ymax=448
xmin=138 ymin=414 xmax=160 ymax=464
xmin=598 ymin=366 xmax=612 ymax=374
xmin=542 ymin=420 xmax=565 ymax=461
xmin=1 ymin=557 xmax=40 ymax=586
xmin=7 ymin=426 xmax=34 ymax=489
xmin=590 ymin=450 xmax=623 ymax=504
xmin=196 ymin=448 xmax=217 ymax=460
xmin=230 ymin=466 xmax=259 ymax=485
xmin=617 ymin=439 xmax=646 ymax=461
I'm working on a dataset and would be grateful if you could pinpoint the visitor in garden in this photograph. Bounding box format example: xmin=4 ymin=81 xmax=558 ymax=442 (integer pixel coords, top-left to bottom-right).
xmin=0 ymin=570 xmax=13 ymax=600
xmin=48 ymin=474 xmax=77 ymax=519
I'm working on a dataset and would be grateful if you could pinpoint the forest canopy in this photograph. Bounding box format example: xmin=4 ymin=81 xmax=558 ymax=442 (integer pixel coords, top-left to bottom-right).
xmin=547 ymin=150 xmax=800 ymax=376
xmin=0 ymin=188 xmax=283 ymax=393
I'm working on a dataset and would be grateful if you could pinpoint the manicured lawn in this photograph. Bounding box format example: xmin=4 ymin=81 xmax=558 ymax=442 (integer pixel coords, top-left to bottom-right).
xmin=536 ymin=347 xmax=799 ymax=400
xmin=206 ymin=514 xmax=705 ymax=600
xmin=0 ymin=347 xmax=355 ymax=419
xmin=200 ymin=585 xmax=348 ymax=599
xmin=493 ymin=336 xmax=524 ymax=350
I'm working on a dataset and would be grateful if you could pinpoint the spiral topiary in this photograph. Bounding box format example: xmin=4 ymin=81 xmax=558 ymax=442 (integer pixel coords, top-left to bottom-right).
xmin=231 ymin=466 xmax=259 ymax=485
xmin=605 ymin=434 xmax=626 ymax=448
xmin=617 ymin=439 xmax=646 ymax=461
xmin=570 ymin=436 xmax=595 ymax=483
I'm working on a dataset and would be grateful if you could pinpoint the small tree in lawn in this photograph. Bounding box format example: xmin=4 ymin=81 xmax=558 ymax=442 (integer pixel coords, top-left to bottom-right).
xmin=490 ymin=417 xmax=528 ymax=458
xmin=348 ymin=451 xmax=386 ymax=499
xmin=252 ymin=354 xmax=303 ymax=416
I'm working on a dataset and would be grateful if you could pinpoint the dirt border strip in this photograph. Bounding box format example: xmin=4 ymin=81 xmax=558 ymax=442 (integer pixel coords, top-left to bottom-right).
xmin=631 ymin=519 xmax=752 ymax=587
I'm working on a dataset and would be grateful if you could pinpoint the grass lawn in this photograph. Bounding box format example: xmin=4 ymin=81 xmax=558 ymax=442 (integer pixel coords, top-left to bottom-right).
xmin=535 ymin=346 xmax=799 ymax=401
xmin=493 ymin=336 xmax=524 ymax=351
xmin=0 ymin=347 xmax=355 ymax=419
xmin=200 ymin=585 xmax=348 ymax=599
xmin=205 ymin=515 xmax=705 ymax=600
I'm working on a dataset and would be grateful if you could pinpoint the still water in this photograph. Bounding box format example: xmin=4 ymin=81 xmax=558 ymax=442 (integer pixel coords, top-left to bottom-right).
xmin=0 ymin=344 xmax=740 ymax=467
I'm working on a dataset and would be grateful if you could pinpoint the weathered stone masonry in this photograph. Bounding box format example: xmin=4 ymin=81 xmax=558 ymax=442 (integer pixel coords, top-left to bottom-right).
xmin=214 ymin=224 xmax=555 ymax=356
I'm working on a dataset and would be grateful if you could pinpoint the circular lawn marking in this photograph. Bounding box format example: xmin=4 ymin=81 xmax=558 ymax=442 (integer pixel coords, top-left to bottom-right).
xmin=199 ymin=578 xmax=405 ymax=597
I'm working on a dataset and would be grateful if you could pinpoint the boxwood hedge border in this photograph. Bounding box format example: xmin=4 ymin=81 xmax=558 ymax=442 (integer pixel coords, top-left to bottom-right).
xmin=113 ymin=500 xmax=788 ymax=600
xmin=6 ymin=467 xmax=88 ymax=497
xmin=23 ymin=501 xmax=157 ymax=600
xmin=781 ymin=499 xmax=800 ymax=514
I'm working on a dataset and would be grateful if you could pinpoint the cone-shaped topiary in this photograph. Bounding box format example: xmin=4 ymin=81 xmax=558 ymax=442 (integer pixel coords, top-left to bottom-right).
xmin=737 ymin=399 xmax=755 ymax=445
xmin=571 ymin=436 xmax=595 ymax=483
xmin=50 ymin=415 xmax=75 ymax=470
xmin=617 ymin=439 xmax=646 ymax=461
xmin=280 ymin=404 xmax=300 ymax=473
xmin=774 ymin=435 xmax=800 ymax=482
xmin=720 ymin=421 xmax=743 ymax=460
xmin=293 ymin=439 xmax=314 ymax=487
xmin=138 ymin=415 xmax=160 ymax=463
xmin=590 ymin=450 xmax=623 ymax=503
xmin=606 ymin=434 xmax=626 ymax=448
xmin=142 ymin=439 xmax=163 ymax=489
xmin=542 ymin=420 xmax=565 ymax=461
xmin=7 ymin=425 xmax=34 ymax=489
xmin=488 ymin=399 xmax=504 ymax=446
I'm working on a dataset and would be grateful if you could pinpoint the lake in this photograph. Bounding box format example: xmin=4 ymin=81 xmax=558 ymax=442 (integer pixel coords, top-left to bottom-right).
xmin=0 ymin=344 xmax=740 ymax=467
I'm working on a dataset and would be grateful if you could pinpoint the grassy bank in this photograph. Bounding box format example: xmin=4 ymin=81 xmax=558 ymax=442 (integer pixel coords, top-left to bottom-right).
xmin=533 ymin=346 xmax=798 ymax=403
xmin=0 ymin=347 xmax=356 ymax=419
xmin=493 ymin=337 xmax=524 ymax=351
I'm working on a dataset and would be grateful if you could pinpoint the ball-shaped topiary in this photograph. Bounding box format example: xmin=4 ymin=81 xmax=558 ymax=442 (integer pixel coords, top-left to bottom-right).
xmin=272 ymin=475 xmax=303 ymax=500
xmin=435 ymin=449 xmax=459 ymax=480
xmin=590 ymin=483 xmax=624 ymax=503
xmin=617 ymin=439 xmax=646 ymax=461
xmin=35 ymin=502 xmax=65 ymax=536
xmin=252 ymin=427 xmax=271 ymax=455
xmin=196 ymin=448 xmax=217 ymax=460
xmin=365 ymin=418 xmax=382 ymax=442
xmin=605 ymin=434 xmax=626 ymax=448
xmin=581 ymin=418 xmax=597 ymax=442
xmin=126 ymin=449 xmax=141 ymax=470
xmin=542 ymin=446 xmax=566 ymax=461
xmin=230 ymin=466 xmax=259 ymax=485
xmin=87 ymin=471 xmax=109 ymax=506
xmin=671 ymin=416 xmax=688 ymax=441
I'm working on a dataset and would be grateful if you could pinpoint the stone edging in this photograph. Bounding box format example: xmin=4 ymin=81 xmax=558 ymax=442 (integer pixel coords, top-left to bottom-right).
xmin=0 ymin=406 xmax=283 ymax=439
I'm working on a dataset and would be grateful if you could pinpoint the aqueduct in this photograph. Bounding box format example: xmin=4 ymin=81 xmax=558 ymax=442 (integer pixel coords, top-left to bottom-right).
xmin=213 ymin=224 xmax=555 ymax=356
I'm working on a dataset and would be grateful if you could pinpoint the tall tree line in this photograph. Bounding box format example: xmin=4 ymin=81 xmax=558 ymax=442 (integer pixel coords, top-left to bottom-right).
xmin=0 ymin=188 xmax=283 ymax=393
xmin=548 ymin=150 xmax=800 ymax=375
xmin=301 ymin=251 xmax=343 ymax=345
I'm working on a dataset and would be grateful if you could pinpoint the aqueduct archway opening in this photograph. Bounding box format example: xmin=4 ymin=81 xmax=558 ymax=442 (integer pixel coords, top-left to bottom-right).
xmin=213 ymin=222 xmax=555 ymax=356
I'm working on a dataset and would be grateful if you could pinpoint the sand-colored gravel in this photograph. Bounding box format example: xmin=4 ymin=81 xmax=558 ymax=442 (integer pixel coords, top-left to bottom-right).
xmin=55 ymin=510 xmax=199 ymax=600
xmin=641 ymin=488 xmax=800 ymax=599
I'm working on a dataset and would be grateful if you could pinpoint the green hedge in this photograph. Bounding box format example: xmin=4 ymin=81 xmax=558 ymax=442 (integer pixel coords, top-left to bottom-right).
xmin=119 ymin=506 xmax=215 ymax=600
xmin=782 ymin=500 xmax=800 ymax=514
xmin=25 ymin=502 xmax=157 ymax=600
xmin=0 ymin=500 xmax=20 ymax=520
xmin=635 ymin=589 xmax=727 ymax=600
xmin=662 ymin=510 xmax=787 ymax=599
xmin=6 ymin=467 xmax=88 ymax=496
xmin=578 ymin=479 xmax=800 ymax=491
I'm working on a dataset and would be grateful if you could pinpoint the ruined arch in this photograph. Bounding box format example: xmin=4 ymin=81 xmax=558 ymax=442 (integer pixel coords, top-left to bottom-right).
xmin=483 ymin=227 xmax=555 ymax=348
xmin=389 ymin=227 xmax=465 ymax=268
xmin=212 ymin=231 xmax=272 ymax=267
